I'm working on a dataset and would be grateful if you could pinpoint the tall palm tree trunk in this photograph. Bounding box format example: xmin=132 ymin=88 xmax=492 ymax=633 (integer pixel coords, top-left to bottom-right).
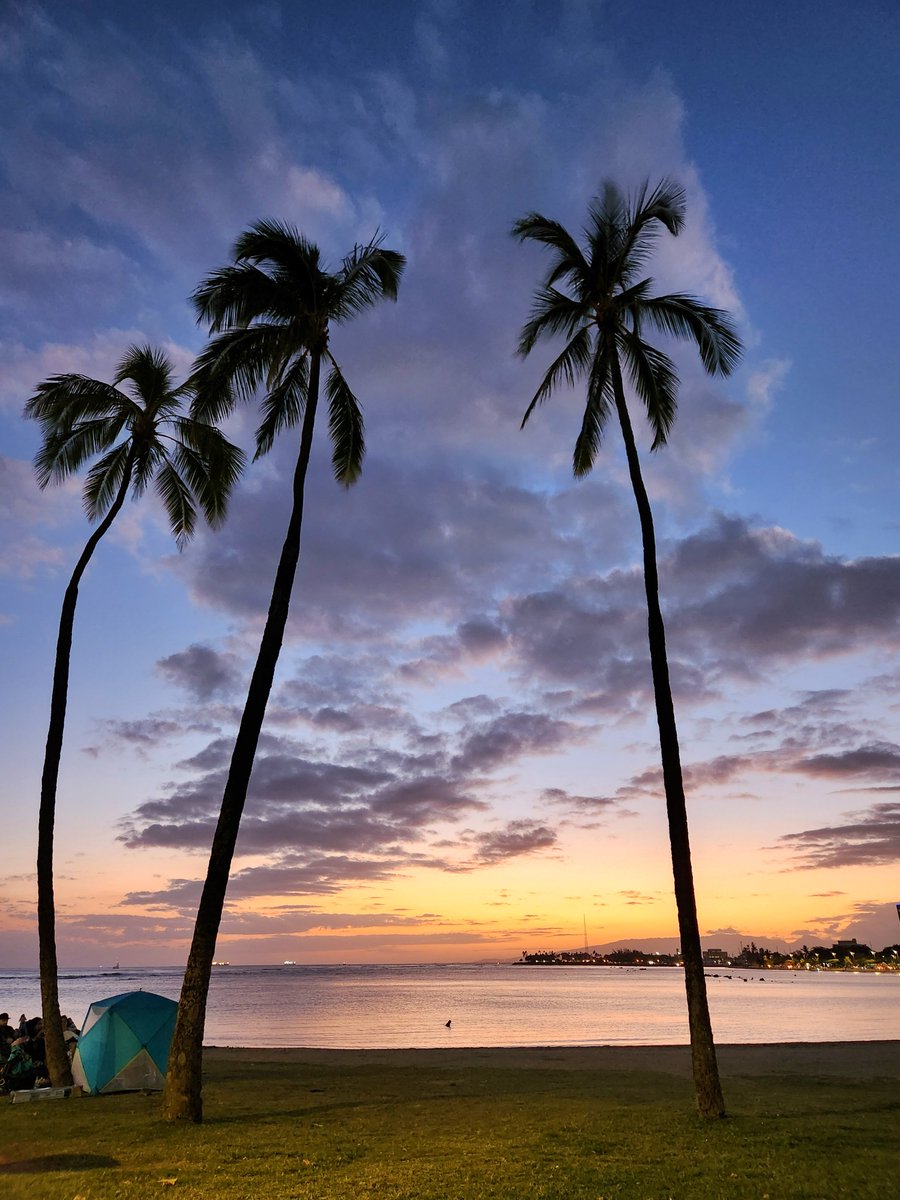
xmin=610 ymin=354 xmax=725 ymax=1119
xmin=38 ymin=458 xmax=135 ymax=1088
xmin=164 ymin=354 xmax=322 ymax=1123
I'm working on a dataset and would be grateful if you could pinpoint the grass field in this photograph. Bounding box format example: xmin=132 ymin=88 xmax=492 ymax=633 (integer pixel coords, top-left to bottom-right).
xmin=2 ymin=1043 xmax=898 ymax=1199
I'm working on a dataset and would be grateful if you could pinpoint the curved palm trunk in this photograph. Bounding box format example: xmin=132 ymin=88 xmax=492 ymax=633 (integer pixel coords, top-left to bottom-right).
xmin=610 ymin=355 xmax=725 ymax=1119
xmin=163 ymin=354 xmax=322 ymax=1123
xmin=38 ymin=457 xmax=136 ymax=1088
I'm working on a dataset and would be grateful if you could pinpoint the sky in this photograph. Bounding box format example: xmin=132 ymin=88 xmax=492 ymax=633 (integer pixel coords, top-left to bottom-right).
xmin=2 ymin=0 xmax=899 ymax=968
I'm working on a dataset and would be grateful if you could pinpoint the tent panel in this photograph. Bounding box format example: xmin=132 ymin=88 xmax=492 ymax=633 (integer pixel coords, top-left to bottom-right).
xmin=78 ymin=1002 xmax=107 ymax=1040
xmin=118 ymin=998 xmax=174 ymax=1045
xmin=91 ymin=1010 xmax=143 ymax=1091
xmin=98 ymin=1047 xmax=166 ymax=1093
xmin=145 ymin=1013 xmax=178 ymax=1072
xmin=70 ymin=1044 xmax=90 ymax=1092
xmin=76 ymin=991 xmax=137 ymax=1049
xmin=72 ymin=1020 xmax=115 ymax=1093
xmin=137 ymin=1003 xmax=178 ymax=1042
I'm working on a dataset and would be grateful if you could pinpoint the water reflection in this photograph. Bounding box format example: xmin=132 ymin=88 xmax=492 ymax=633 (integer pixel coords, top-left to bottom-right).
xmin=2 ymin=963 xmax=896 ymax=1048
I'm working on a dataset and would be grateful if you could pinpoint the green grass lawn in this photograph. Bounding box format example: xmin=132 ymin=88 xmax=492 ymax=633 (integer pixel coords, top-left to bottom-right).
xmin=2 ymin=1053 xmax=898 ymax=1199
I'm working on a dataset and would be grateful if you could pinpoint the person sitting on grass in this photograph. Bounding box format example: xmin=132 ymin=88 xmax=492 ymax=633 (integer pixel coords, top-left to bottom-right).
xmin=1 ymin=1037 xmax=40 ymax=1092
xmin=0 ymin=1013 xmax=16 ymax=1063
xmin=25 ymin=1017 xmax=47 ymax=1076
xmin=64 ymin=1023 xmax=79 ymax=1060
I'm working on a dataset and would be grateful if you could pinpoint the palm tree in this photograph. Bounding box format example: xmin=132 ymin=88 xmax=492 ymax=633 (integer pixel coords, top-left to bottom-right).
xmin=163 ymin=221 xmax=405 ymax=1122
xmin=25 ymin=346 xmax=244 ymax=1088
xmin=512 ymin=180 xmax=742 ymax=1118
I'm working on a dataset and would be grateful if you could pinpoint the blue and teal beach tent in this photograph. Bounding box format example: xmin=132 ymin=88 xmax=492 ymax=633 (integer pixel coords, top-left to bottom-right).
xmin=71 ymin=991 xmax=178 ymax=1094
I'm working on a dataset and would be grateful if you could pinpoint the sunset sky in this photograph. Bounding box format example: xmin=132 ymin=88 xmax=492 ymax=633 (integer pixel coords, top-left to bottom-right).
xmin=2 ymin=1 xmax=899 ymax=967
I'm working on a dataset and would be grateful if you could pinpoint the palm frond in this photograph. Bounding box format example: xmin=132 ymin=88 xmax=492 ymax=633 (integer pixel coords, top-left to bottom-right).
xmin=573 ymin=342 xmax=615 ymax=477
xmin=153 ymin=460 xmax=197 ymax=549
xmin=614 ymin=277 xmax=653 ymax=314
xmin=82 ymin=442 xmax=135 ymax=520
xmin=588 ymin=178 xmax=686 ymax=289
xmin=585 ymin=182 xmax=626 ymax=292
xmin=511 ymin=214 xmax=590 ymax=291
xmin=628 ymin=177 xmax=686 ymax=237
xmin=192 ymin=263 xmax=291 ymax=332
xmin=24 ymin=376 xmax=132 ymax=433
xmin=325 ymin=356 xmax=365 ymax=486
xmin=520 ymin=327 xmax=593 ymax=428
xmin=253 ymin=354 xmax=309 ymax=459
xmin=190 ymin=324 xmax=295 ymax=423
xmin=573 ymin=342 xmax=616 ymax=476
xmin=114 ymin=345 xmax=173 ymax=407
xmin=640 ymin=293 xmax=743 ymax=376
xmin=152 ymin=382 xmax=194 ymax=425
xmin=233 ymin=219 xmax=321 ymax=273
xmin=169 ymin=419 xmax=245 ymax=525
xmin=619 ymin=330 xmax=680 ymax=449
xmin=517 ymin=288 xmax=589 ymax=356
xmin=332 ymin=238 xmax=406 ymax=320
xmin=32 ymin=418 xmax=125 ymax=487
xmin=130 ymin=440 xmax=165 ymax=499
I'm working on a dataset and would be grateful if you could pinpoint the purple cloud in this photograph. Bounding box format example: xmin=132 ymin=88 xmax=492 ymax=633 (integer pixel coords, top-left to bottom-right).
xmin=453 ymin=710 xmax=581 ymax=773
xmin=780 ymin=801 xmax=900 ymax=869
xmin=157 ymin=643 xmax=244 ymax=701
xmin=467 ymin=819 xmax=558 ymax=865
xmin=792 ymin=743 xmax=900 ymax=781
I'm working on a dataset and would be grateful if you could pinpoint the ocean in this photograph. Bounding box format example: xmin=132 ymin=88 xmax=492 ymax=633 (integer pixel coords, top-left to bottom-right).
xmin=1 ymin=963 xmax=896 ymax=1048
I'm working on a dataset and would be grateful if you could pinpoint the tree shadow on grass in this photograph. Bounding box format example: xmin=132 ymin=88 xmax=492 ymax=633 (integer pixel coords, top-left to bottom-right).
xmin=0 ymin=1152 xmax=120 ymax=1174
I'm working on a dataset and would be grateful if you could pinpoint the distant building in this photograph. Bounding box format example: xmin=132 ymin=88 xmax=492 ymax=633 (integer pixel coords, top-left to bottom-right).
xmin=702 ymin=947 xmax=730 ymax=966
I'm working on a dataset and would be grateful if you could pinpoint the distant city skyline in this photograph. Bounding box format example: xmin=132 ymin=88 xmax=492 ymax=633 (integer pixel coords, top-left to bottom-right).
xmin=2 ymin=1 xmax=899 ymax=967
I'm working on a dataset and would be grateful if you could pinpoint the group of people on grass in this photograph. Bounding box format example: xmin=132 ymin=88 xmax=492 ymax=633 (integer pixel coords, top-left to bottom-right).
xmin=0 ymin=1010 xmax=79 ymax=1092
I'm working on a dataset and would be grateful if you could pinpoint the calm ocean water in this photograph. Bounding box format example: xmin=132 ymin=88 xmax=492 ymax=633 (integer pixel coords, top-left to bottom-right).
xmin=1 ymin=964 xmax=896 ymax=1048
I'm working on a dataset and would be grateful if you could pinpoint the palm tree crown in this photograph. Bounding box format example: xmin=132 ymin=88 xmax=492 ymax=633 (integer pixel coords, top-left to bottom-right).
xmin=513 ymin=178 xmax=741 ymax=471
xmin=189 ymin=219 xmax=404 ymax=481
xmin=25 ymin=344 xmax=243 ymax=543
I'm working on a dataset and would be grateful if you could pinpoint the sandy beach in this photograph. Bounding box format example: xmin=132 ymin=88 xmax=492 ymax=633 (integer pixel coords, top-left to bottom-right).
xmin=204 ymin=1039 xmax=900 ymax=1079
